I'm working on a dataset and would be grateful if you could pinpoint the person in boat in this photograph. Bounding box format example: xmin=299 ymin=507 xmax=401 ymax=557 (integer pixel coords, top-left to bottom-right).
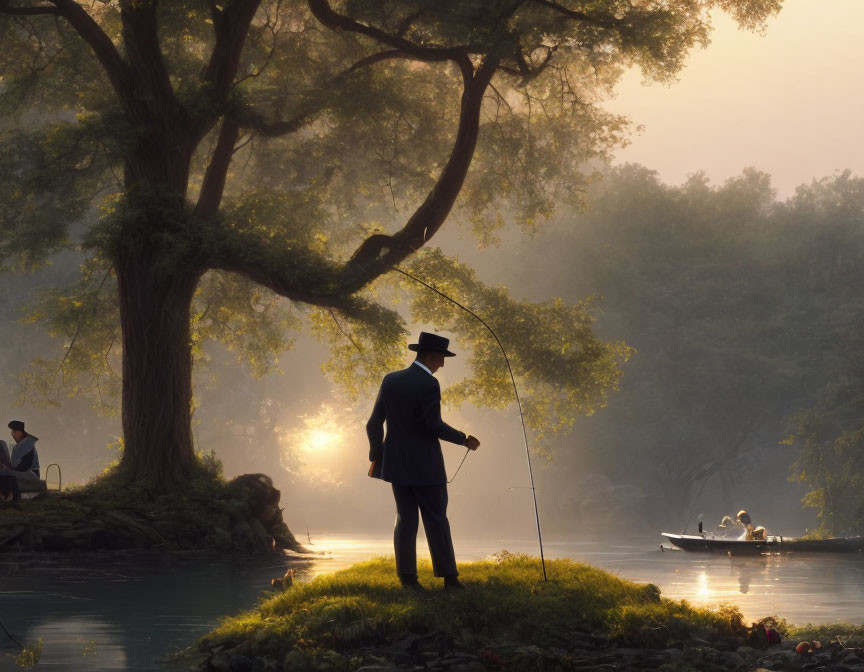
xmin=0 ymin=420 xmax=40 ymax=504
xmin=718 ymin=511 xmax=767 ymax=540
xmin=737 ymin=510 xmax=767 ymax=541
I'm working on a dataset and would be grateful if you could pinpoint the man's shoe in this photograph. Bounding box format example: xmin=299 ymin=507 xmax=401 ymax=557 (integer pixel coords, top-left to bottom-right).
xmin=399 ymin=576 xmax=426 ymax=593
xmin=443 ymin=576 xmax=464 ymax=591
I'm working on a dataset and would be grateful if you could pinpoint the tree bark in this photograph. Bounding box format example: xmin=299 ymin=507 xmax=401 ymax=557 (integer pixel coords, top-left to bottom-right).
xmin=116 ymin=248 xmax=201 ymax=483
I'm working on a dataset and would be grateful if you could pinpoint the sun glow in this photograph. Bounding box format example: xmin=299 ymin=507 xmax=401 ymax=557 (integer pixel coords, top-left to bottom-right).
xmin=281 ymin=404 xmax=355 ymax=486
xmin=300 ymin=427 xmax=342 ymax=454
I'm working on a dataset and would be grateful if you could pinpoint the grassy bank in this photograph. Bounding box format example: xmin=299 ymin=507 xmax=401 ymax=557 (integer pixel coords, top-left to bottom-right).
xmin=197 ymin=554 xmax=751 ymax=670
xmin=0 ymin=458 xmax=302 ymax=553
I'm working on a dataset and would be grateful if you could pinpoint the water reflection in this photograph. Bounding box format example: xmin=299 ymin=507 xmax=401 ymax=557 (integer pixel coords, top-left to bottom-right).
xmin=647 ymin=550 xmax=864 ymax=625
xmin=1 ymin=537 xmax=863 ymax=671
xmin=23 ymin=617 xmax=128 ymax=670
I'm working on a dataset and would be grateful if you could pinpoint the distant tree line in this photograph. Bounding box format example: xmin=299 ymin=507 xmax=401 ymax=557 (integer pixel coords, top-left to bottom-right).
xmin=495 ymin=165 xmax=864 ymax=535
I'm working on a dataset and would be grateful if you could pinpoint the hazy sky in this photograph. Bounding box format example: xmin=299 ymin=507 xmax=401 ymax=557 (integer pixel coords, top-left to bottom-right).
xmin=606 ymin=0 xmax=864 ymax=198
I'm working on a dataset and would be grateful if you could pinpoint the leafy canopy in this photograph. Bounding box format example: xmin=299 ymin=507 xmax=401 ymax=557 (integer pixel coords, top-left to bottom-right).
xmin=0 ymin=0 xmax=781 ymax=448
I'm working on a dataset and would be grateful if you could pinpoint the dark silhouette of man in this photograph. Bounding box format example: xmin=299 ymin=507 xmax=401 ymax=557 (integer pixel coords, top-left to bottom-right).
xmin=367 ymin=332 xmax=480 ymax=591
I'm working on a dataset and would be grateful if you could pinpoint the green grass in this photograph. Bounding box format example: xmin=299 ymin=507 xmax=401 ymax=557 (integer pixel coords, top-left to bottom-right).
xmin=200 ymin=555 xmax=748 ymax=664
xmin=786 ymin=623 xmax=864 ymax=647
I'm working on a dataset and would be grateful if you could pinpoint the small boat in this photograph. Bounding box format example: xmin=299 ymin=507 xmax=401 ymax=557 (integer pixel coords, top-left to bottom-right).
xmin=661 ymin=533 xmax=864 ymax=554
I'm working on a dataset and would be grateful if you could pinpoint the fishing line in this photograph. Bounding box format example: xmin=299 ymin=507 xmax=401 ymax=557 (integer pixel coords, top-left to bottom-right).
xmin=447 ymin=447 xmax=470 ymax=484
xmin=392 ymin=266 xmax=548 ymax=582
xmin=0 ymin=620 xmax=23 ymax=649
xmin=681 ymin=472 xmax=711 ymax=535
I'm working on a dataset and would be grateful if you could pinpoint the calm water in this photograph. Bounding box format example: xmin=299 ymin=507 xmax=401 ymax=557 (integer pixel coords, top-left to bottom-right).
xmin=1 ymin=535 xmax=863 ymax=671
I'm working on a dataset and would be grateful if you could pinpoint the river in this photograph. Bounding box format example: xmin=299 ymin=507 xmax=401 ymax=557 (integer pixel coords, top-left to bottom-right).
xmin=1 ymin=534 xmax=863 ymax=671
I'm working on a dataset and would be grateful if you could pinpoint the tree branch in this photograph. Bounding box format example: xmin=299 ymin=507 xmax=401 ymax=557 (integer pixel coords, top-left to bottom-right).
xmin=527 ymin=0 xmax=616 ymax=28
xmin=231 ymin=49 xmax=413 ymax=138
xmin=233 ymin=0 xmax=284 ymax=88
xmin=48 ymin=0 xmax=131 ymax=98
xmin=307 ymin=0 xmax=472 ymax=64
xmin=341 ymin=56 xmax=499 ymax=285
xmin=206 ymin=234 xmax=367 ymax=315
xmin=205 ymin=3 xmax=505 ymax=305
xmin=204 ymin=57 xmax=497 ymax=311
xmin=194 ymin=119 xmax=239 ymax=219
xmin=200 ymin=0 xmax=262 ymax=104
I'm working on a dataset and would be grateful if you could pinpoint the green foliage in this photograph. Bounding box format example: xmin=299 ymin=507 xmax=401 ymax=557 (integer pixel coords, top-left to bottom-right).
xmin=774 ymin=173 xmax=864 ymax=535
xmin=199 ymin=555 xmax=746 ymax=661
xmin=192 ymin=271 xmax=302 ymax=379
xmin=0 ymin=0 xmax=782 ymax=271
xmin=17 ymin=255 xmax=119 ymax=413
xmin=304 ymin=245 xmax=631 ymax=449
xmin=0 ymin=0 xmax=783 ymax=480
xmin=309 ymin=301 xmax=407 ymax=400
xmin=0 ymin=120 xmax=114 ymax=271
xmin=786 ymin=410 xmax=864 ymax=536
xmin=400 ymin=249 xmax=631 ymax=448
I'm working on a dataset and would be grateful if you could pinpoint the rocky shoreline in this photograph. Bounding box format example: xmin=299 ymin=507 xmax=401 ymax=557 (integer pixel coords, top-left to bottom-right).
xmin=201 ymin=628 xmax=864 ymax=672
xmin=0 ymin=473 xmax=305 ymax=554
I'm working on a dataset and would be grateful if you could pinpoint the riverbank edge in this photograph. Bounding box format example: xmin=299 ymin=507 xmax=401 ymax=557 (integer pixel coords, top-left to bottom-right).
xmin=189 ymin=554 xmax=864 ymax=672
xmin=0 ymin=466 xmax=306 ymax=555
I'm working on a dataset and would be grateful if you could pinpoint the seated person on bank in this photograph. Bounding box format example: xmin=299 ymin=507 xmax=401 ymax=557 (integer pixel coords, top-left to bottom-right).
xmin=0 ymin=420 xmax=40 ymax=502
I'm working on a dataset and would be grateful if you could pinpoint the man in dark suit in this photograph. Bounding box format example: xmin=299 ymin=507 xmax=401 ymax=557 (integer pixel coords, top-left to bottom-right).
xmin=367 ymin=332 xmax=480 ymax=591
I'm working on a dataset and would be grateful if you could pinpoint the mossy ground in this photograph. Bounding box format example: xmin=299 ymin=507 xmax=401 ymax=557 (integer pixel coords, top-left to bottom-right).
xmin=0 ymin=456 xmax=252 ymax=551
xmin=199 ymin=554 xmax=750 ymax=665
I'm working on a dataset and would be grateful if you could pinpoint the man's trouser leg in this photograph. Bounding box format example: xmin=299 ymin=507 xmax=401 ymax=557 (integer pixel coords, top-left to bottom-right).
xmin=392 ymin=484 xmax=420 ymax=577
xmin=415 ymin=484 xmax=457 ymax=577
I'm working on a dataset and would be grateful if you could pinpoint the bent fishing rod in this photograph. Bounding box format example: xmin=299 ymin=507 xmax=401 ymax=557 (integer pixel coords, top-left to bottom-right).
xmin=391 ymin=266 xmax=548 ymax=582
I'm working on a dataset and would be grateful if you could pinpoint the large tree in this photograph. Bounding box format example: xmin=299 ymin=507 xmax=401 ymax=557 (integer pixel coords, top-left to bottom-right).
xmin=0 ymin=0 xmax=780 ymax=483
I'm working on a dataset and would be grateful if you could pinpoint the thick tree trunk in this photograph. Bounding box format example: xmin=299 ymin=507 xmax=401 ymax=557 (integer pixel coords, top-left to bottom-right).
xmin=116 ymin=248 xmax=201 ymax=483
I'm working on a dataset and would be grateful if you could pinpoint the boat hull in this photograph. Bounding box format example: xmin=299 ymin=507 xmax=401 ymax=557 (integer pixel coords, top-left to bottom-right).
xmin=662 ymin=533 xmax=775 ymax=554
xmin=661 ymin=533 xmax=864 ymax=554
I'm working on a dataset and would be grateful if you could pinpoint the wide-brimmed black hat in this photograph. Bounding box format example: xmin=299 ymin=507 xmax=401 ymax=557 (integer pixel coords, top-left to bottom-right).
xmin=408 ymin=332 xmax=456 ymax=357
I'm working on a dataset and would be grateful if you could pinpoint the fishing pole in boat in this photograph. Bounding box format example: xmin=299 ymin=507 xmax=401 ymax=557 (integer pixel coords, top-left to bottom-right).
xmin=681 ymin=473 xmax=711 ymax=535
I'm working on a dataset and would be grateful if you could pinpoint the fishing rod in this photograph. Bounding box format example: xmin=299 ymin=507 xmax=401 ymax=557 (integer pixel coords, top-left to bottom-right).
xmin=0 ymin=619 xmax=23 ymax=649
xmin=392 ymin=266 xmax=548 ymax=582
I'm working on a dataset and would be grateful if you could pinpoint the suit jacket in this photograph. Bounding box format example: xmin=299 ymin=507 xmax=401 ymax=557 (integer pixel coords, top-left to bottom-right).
xmin=367 ymin=364 xmax=467 ymax=485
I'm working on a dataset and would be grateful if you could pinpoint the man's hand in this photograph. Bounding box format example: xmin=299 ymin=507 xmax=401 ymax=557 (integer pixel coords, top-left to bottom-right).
xmin=465 ymin=435 xmax=480 ymax=451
